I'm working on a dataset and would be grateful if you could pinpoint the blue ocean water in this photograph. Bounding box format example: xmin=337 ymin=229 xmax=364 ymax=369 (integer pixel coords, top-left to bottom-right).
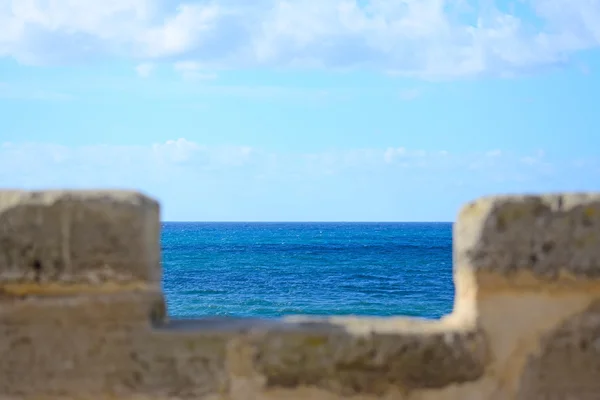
xmin=161 ymin=222 xmax=454 ymax=319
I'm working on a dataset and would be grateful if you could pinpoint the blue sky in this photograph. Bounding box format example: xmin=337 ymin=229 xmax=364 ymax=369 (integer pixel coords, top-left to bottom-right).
xmin=1 ymin=0 xmax=599 ymax=221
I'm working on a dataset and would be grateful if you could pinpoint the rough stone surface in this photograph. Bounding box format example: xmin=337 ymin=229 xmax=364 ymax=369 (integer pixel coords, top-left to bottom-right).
xmin=454 ymin=193 xmax=600 ymax=280
xmin=247 ymin=322 xmax=488 ymax=396
xmin=517 ymin=299 xmax=600 ymax=399
xmin=0 ymin=290 xmax=165 ymax=397
xmin=0 ymin=299 xmax=230 ymax=399
xmin=2 ymin=190 xmax=600 ymax=400
xmin=0 ymin=190 xmax=161 ymax=288
xmin=125 ymin=328 xmax=232 ymax=399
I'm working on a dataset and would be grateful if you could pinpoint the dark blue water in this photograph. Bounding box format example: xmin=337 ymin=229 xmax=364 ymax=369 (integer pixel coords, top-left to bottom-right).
xmin=161 ymin=222 xmax=454 ymax=319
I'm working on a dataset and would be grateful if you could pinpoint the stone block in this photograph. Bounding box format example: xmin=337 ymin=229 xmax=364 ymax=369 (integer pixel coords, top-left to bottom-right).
xmin=226 ymin=317 xmax=488 ymax=397
xmin=454 ymin=193 xmax=600 ymax=280
xmin=517 ymin=299 xmax=600 ymax=399
xmin=4 ymin=190 xmax=600 ymax=399
xmin=0 ymin=290 xmax=167 ymax=397
xmin=0 ymin=190 xmax=161 ymax=292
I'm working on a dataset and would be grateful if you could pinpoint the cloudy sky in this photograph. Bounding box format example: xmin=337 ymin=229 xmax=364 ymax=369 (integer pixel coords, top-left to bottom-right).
xmin=1 ymin=0 xmax=599 ymax=221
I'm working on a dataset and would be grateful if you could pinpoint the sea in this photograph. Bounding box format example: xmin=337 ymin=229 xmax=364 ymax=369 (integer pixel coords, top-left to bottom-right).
xmin=161 ymin=222 xmax=454 ymax=320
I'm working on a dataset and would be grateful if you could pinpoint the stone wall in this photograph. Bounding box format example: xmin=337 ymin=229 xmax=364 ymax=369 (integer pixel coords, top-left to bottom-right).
xmin=1 ymin=190 xmax=599 ymax=399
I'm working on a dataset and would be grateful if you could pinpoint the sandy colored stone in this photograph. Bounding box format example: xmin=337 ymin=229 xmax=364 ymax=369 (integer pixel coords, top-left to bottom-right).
xmin=454 ymin=193 xmax=600 ymax=280
xmin=233 ymin=318 xmax=488 ymax=397
xmin=0 ymin=190 xmax=161 ymax=289
xmin=0 ymin=290 xmax=166 ymax=397
xmin=3 ymin=191 xmax=600 ymax=400
xmin=516 ymin=298 xmax=600 ymax=399
xmin=124 ymin=326 xmax=233 ymax=399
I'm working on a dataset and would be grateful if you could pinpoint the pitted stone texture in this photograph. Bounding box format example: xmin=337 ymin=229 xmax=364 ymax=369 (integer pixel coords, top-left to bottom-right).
xmin=0 ymin=311 xmax=489 ymax=399
xmin=455 ymin=193 xmax=600 ymax=279
xmin=244 ymin=320 xmax=488 ymax=396
xmin=130 ymin=324 xmax=240 ymax=399
xmin=517 ymin=299 xmax=600 ymax=399
xmin=0 ymin=190 xmax=160 ymax=286
xmin=0 ymin=291 xmax=167 ymax=397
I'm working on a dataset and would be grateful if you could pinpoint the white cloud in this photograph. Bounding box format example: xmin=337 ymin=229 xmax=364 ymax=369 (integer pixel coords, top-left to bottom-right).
xmin=2 ymin=139 xmax=599 ymax=221
xmin=520 ymin=149 xmax=545 ymax=165
xmin=0 ymin=139 xmax=261 ymax=190
xmin=152 ymin=138 xmax=204 ymax=163
xmin=173 ymin=61 xmax=217 ymax=80
xmin=136 ymin=3 xmax=221 ymax=58
xmin=0 ymin=139 xmax=576 ymax=185
xmin=135 ymin=62 xmax=154 ymax=77
xmin=519 ymin=149 xmax=553 ymax=175
xmin=0 ymin=82 xmax=74 ymax=100
xmin=1 ymin=0 xmax=600 ymax=77
xmin=384 ymin=147 xmax=407 ymax=164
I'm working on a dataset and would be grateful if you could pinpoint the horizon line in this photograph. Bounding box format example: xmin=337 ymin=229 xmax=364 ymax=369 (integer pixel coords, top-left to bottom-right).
xmin=160 ymin=221 xmax=454 ymax=224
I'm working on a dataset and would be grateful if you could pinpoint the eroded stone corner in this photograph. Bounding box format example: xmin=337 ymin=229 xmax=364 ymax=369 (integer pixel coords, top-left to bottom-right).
xmin=0 ymin=190 xmax=168 ymax=398
xmin=0 ymin=190 xmax=161 ymax=292
xmin=454 ymin=192 xmax=600 ymax=282
xmin=451 ymin=192 xmax=600 ymax=400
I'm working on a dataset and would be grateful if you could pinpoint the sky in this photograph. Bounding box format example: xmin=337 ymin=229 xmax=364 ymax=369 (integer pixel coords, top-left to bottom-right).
xmin=0 ymin=0 xmax=599 ymax=222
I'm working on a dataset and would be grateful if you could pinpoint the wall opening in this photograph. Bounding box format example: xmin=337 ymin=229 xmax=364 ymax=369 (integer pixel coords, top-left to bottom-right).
xmin=160 ymin=221 xmax=455 ymax=319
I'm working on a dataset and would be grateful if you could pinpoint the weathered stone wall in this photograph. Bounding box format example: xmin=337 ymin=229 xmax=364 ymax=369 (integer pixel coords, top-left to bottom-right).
xmin=1 ymin=190 xmax=599 ymax=400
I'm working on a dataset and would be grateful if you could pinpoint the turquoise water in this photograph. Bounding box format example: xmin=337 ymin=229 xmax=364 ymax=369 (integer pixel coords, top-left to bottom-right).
xmin=161 ymin=222 xmax=454 ymax=319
